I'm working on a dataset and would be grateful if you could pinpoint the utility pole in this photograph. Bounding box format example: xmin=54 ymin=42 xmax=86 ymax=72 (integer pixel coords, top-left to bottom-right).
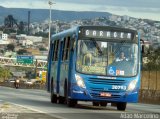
xmin=28 ymin=11 xmax=30 ymax=35
xmin=48 ymin=0 xmax=54 ymax=52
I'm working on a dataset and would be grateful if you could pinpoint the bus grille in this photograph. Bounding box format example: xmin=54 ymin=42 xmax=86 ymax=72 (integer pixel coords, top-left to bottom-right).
xmin=90 ymin=87 xmax=125 ymax=93
xmin=88 ymin=78 xmax=126 ymax=85
xmin=87 ymin=78 xmax=126 ymax=99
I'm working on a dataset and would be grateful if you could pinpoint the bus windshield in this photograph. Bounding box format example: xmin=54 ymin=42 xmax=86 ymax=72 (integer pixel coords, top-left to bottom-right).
xmin=76 ymin=39 xmax=138 ymax=77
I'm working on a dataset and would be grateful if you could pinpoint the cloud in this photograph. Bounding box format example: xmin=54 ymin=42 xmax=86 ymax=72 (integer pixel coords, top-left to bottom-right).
xmin=57 ymin=0 xmax=160 ymax=8
xmin=1 ymin=0 xmax=160 ymax=9
xmin=128 ymin=7 xmax=160 ymax=13
xmin=0 ymin=0 xmax=159 ymax=21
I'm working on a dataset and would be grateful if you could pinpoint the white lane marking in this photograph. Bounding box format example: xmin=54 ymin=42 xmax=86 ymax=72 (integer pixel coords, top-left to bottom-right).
xmin=8 ymin=102 xmax=67 ymax=119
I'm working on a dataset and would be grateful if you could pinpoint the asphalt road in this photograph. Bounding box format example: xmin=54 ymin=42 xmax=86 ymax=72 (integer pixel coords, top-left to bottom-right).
xmin=0 ymin=86 xmax=160 ymax=119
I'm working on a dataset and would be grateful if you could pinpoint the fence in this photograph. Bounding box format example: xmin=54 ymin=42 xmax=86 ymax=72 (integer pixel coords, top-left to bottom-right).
xmin=139 ymin=71 xmax=160 ymax=104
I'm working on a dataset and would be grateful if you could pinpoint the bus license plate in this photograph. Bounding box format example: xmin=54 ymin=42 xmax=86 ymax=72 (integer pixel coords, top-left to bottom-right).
xmin=100 ymin=92 xmax=111 ymax=97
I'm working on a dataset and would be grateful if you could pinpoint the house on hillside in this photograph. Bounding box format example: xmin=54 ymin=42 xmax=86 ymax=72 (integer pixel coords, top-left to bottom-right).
xmin=0 ymin=32 xmax=10 ymax=45
xmin=19 ymin=39 xmax=33 ymax=46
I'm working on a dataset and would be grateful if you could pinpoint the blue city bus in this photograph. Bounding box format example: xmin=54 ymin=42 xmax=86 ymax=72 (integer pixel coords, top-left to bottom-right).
xmin=47 ymin=26 xmax=142 ymax=110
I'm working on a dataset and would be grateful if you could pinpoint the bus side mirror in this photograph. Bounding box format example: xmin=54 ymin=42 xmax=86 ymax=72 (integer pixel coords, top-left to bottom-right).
xmin=140 ymin=39 xmax=144 ymax=54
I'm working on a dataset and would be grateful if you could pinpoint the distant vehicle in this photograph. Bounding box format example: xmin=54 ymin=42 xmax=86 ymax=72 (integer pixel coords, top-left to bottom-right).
xmin=47 ymin=26 xmax=144 ymax=111
xmin=4 ymin=80 xmax=8 ymax=83
xmin=24 ymin=79 xmax=42 ymax=85
xmin=25 ymin=80 xmax=33 ymax=85
xmin=8 ymin=78 xmax=16 ymax=83
xmin=33 ymin=80 xmax=42 ymax=85
xmin=14 ymin=79 xmax=20 ymax=89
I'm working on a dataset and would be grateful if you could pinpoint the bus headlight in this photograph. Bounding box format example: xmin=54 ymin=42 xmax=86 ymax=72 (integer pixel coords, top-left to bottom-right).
xmin=127 ymin=79 xmax=138 ymax=91
xmin=75 ymin=74 xmax=86 ymax=88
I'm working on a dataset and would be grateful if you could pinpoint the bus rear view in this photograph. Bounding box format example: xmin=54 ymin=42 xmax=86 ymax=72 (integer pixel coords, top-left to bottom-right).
xmin=48 ymin=26 xmax=141 ymax=111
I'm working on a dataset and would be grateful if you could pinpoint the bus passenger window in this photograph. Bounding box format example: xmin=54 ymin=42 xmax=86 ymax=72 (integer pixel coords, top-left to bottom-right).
xmin=63 ymin=38 xmax=67 ymax=60
xmin=66 ymin=37 xmax=70 ymax=60
xmin=63 ymin=37 xmax=70 ymax=61
xmin=62 ymin=38 xmax=66 ymax=61
xmin=54 ymin=40 xmax=59 ymax=61
xmin=52 ymin=41 xmax=56 ymax=61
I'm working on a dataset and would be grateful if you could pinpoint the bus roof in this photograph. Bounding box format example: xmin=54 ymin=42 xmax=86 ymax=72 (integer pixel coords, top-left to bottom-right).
xmin=51 ymin=26 xmax=79 ymax=42
xmin=51 ymin=25 xmax=138 ymax=42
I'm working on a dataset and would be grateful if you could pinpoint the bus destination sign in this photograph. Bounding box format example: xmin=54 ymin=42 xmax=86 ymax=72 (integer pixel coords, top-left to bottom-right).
xmin=83 ymin=29 xmax=133 ymax=40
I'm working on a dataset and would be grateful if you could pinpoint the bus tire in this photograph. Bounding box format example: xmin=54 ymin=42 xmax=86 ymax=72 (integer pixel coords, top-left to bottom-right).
xmin=59 ymin=96 xmax=65 ymax=104
xmin=64 ymin=80 xmax=77 ymax=107
xmin=117 ymin=102 xmax=127 ymax=111
xmin=51 ymin=79 xmax=57 ymax=103
xmin=100 ymin=102 xmax=107 ymax=107
xmin=92 ymin=101 xmax=99 ymax=106
xmin=68 ymin=99 xmax=77 ymax=107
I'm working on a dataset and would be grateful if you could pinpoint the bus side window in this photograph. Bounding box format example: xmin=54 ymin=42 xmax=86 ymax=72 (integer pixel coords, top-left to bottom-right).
xmin=62 ymin=38 xmax=66 ymax=61
xmin=56 ymin=40 xmax=60 ymax=61
xmin=63 ymin=37 xmax=67 ymax=61
xmin=52 ymin=41 xmax=56 ymax=61
xmin=53 ymin=40 xmax=60 ymax=61
xmin=66 ymin=37 xmax=70 ymax=60
xmin=63 ymin=37 xmax=70 ymax=61
xmin=71 ymin=38 xmax=75 ymax=51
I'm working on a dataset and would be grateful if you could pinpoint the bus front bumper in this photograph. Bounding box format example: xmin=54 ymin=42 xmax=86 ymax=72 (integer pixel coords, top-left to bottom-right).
xmin=71 ymin=87 xmax=139 ymax=103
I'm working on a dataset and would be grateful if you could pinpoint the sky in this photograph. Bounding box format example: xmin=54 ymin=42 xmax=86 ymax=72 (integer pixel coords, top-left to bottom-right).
xmin=0 ymin=0 xmax=160 ymax=21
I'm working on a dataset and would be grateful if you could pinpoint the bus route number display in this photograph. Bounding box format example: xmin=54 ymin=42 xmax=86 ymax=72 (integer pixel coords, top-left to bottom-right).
xmin=84 ymin=29 xmax=133 ymax=40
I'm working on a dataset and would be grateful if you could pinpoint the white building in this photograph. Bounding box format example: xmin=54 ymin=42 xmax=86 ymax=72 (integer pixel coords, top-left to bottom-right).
xmin=16 ymin=34 xmax=26 ymax=40
xmin=0 ymin=32 xmax=10 ymax=44
xmin=123 ymin=15 xmax=130 ymax=21
xmin=0 ymin=40 xmax=10 ymax=44
xmin=2 ymin=34 xmax=8 ymax=40
xmin=16 ymin=34 xmax=43 ymax=43
xmin=19 ymin=39 xmax=33 ymax=46
xmin=26 ymin=36 xmax=42 ymax=43
xmin=143 ymin=40 xmax=151 ymax=49
xmin=109 ymin=15 xmax=118 ymax=21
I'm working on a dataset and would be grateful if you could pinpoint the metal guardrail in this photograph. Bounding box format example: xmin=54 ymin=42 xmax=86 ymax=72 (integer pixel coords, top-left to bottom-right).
xmin=0 ymin=56 xmax=47 ymax=69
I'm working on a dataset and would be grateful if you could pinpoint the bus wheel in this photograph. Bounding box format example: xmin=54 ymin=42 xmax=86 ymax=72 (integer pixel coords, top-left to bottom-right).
xmin=64 ymin=80 xmax=77 ymax=107
xmin=51 ymin=92 xmax=57 ymax=103
xmin=68 ymin=99 xmax=77 ymax=107
xmin=117 ymin=102 xmax=127 ymax=111
xmin=51 ymin=79 xmax=57 ymax=103
xmin=92 ymin=101 xmax=99 ymax=106
xmin=59 ymin=96 xmax=65 ymax=104
xmin=100 ymin=102 xmax=107 ymax=107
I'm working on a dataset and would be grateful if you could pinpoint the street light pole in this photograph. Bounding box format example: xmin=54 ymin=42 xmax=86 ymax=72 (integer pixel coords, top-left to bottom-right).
xmin=48 ymin=0 xmax=53 ymax=52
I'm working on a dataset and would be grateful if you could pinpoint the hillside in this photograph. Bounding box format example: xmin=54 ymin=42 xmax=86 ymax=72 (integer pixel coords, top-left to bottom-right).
xmin=0 ymin=6 xmax=111 ymax=24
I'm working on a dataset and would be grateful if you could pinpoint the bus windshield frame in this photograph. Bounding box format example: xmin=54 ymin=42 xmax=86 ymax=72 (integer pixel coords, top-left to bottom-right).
xmin=76 ymin=38 xmax=139 ymax=77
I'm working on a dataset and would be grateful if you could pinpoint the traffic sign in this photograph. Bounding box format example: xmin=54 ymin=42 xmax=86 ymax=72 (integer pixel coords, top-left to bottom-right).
xmin=41 ymin=71 xmax=47 ymax=82
xmin=17 ymin=55 xmax=33 ymax=64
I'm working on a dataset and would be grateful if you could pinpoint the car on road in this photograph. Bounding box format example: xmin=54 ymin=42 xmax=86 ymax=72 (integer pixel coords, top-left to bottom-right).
xmin=6 ymin=78 xmax=16 ymax=83
xmin=24 ymin=80 xmax=33 ymax=85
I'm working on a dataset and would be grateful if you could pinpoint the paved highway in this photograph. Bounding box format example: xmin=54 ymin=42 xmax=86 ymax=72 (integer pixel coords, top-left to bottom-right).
xmin=0 ymin=86 xmax=160 ymax=119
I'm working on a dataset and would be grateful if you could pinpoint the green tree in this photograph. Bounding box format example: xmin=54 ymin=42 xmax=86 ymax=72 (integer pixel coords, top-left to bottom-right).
xmin=17 ymin=49 xmax=28 ymax=55
xmin=17 ymin=21 xmax=26 ymax=34
xmin=0 ymin=67 xmax=11 ymax=82
xmin=39 ymin=47 xmax=47 ymax=51
xmin=35 ymin=32 xmax=48 ymax=38
xmin=6 ymin=44 xmax=15 ymax=51
xmin=144 ymin=47 xmax=160 ymax=70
